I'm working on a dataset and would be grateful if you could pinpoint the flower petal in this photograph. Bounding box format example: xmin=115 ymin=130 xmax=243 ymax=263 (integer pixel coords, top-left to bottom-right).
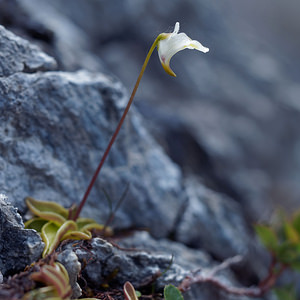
xmin=157 ymin=22 xmax=209 ymax=77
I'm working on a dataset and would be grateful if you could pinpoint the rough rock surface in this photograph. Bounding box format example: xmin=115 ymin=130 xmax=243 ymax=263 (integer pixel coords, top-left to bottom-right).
xmin=0 ymin=66 xmax=183 ymax=238
xmin=60 ymin=234 xmax=269 ymax=300
xmin=0 ymin=195 xmax=44 ymax=276
xmin=57 ymin=249 xmax=82 ymax=299
xmin=0 ymin=25 xmax=56 ymax=77
xmin=176 ymin=178 xmax=251 ymax=260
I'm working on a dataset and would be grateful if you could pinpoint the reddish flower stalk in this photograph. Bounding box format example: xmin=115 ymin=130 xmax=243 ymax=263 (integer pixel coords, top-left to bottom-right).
xmin=72 ymin=22 xmax=209 ymax=221
xmin=71 ymin=35 xmax=163 ymax=221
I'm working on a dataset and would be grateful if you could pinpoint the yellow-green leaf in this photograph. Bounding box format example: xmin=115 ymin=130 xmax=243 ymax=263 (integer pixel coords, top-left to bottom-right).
xmin=254 ymin=224 xmax=278 ymax=251
xmin=76 ymin=218 xmax=113 ymax=236
xmin=76 ymin=218 xmax=102 ymax=230
xmin=41 ymin=221 xmax=77 ymax=257
xmin=41 ymin=222 xmax=59 ymax=257
xmin=284 ymin=223 xmax=300 ymax=243
xmin=292 ymin=212 xmax=300 ymax=234
xmin=26 ymin=197 xmax=68 ymax=225
xmin=62 ymin=229 xmax=92 ymax=241
xmin=22 ymin=286 xmax=59 ymax=300
xmin=24 ymin=218 xmax=47 ymax=232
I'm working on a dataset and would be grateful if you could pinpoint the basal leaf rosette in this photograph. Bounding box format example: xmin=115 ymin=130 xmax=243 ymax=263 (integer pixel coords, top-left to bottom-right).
xmin=25 ymin=197 xmax=112 ymax=257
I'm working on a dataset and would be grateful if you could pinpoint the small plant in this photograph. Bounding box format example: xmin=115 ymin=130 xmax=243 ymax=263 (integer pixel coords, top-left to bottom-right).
xmin=23 ymin=261 xmax=97 ymax=300
xmin=123 ymin=281 xmax=184 ymax=300
xmin=25 ymin=197 xmax=112 ymax=257
xmin=23 ymin=22 xmax=209 ymax=299
xmin=71 ymin=21 xmax=209 ymax=221
xmin=164 ymin=285 xmax=184 ymax=300
xmin=25 ymin=22 xmax=209 ymax=255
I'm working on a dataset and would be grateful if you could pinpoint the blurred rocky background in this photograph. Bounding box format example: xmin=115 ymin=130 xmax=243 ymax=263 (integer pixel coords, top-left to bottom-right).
xmin=0 ymin=0 xmax=299 ymax=299
xmin=2 ymin=0 xmax=299 ymax=220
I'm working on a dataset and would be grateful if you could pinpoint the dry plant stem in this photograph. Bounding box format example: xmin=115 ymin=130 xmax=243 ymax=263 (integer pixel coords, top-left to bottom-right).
xmin=178 ymin=259 xmax=286 ymax=297
xmin=72 ymin=35 xmax=164 ymax=221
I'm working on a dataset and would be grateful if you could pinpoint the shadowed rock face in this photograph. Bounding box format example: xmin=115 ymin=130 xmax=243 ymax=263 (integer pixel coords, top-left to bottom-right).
xmin=0 ymin=61 xmax=184 ymax=238
xmin=0 ymin=196 xmax=44 ymax=276
xmin=0 ymin=25 xmax=56 ymax=76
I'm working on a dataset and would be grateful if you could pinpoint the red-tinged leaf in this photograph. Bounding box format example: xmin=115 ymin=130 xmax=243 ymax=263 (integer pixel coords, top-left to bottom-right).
xmin=23 ymin=286 xmax=59 ymax=300
xmin=31 ymin=263 xmax=71 ymax=299
xmin=124 ymin=281 xmax=139 ymax=300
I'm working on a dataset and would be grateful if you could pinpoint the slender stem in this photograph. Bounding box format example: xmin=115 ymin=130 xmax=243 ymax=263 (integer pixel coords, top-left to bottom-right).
xmin=72 ymin=35 xmax=163 ymax=221
xmin=178 ymin=260 xmax=287 ymax=298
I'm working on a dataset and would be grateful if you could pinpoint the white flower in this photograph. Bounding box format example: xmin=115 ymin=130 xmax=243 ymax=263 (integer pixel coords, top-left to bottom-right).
xmin=157 ymin=22 xmax=209 ymax=77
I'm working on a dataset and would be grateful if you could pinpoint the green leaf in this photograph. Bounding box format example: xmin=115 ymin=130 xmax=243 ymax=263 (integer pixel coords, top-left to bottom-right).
xmin=22 ymin=286 xmax=60 ymax=300
xmin=77 ymin=217 xmax=113 ymax=236
xmin=292 ymin=212 xmax=300 ymax=234
xmin=284 ymin=223 xmax=300 ymax=243
xmin=254 ymin=224 xmax=278 ymax=251
xmin=62 ymin=229 xmax=92 ymax=240
xmin=41 ymin=221 xmax=77 ymax=257
xmin=135 ymin=291 xmax=142 ymax=297
xmin=274 ymin=285 xmax=297 ymax=300
xmin=26 ymin=197 xmax=68 ymax=225
xmin=24 ymin=217 xmax=47 ymax=232
xmin=41 ymin=222 xmax=59 ymax=257
xmin=276 ymin=242 xmax=300 ymax=265
xmin=290 ymin=260 xmax=300 ymax=271
xmin=164 ymin=284 xmax=184 ymax=300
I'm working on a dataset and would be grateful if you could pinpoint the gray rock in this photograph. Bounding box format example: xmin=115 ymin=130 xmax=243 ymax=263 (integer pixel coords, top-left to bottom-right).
xmin=62 ymin=234 xmax=270 ymax=300
xmin=67 ymin=237 xmax=183 ymax=289
xmin=0 ymin=67 xmax=183 ymax=238
xmin=0 ymin=25 xmax=56 ymax=76
xmin=0 ymin=196 xmax=44 ymax=276
xmin=57 ymin=249 xmax=82 ymax=299
xmin=0 ymin=8 xmax=277 ymax=299
xmin=176 ymin=178 xmax=251 ymax=260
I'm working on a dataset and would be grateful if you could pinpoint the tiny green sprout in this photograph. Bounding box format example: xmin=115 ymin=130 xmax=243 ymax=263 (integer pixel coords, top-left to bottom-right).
xmin=25 ymin=197 xmax=112 ymax=257
xmin=73 ymin=22 xmax=209 ymax=221
xmin=164 ymin=284 xmax=184 ymax=300
xmin=23 ymin=262 xmax=97 ymax=300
